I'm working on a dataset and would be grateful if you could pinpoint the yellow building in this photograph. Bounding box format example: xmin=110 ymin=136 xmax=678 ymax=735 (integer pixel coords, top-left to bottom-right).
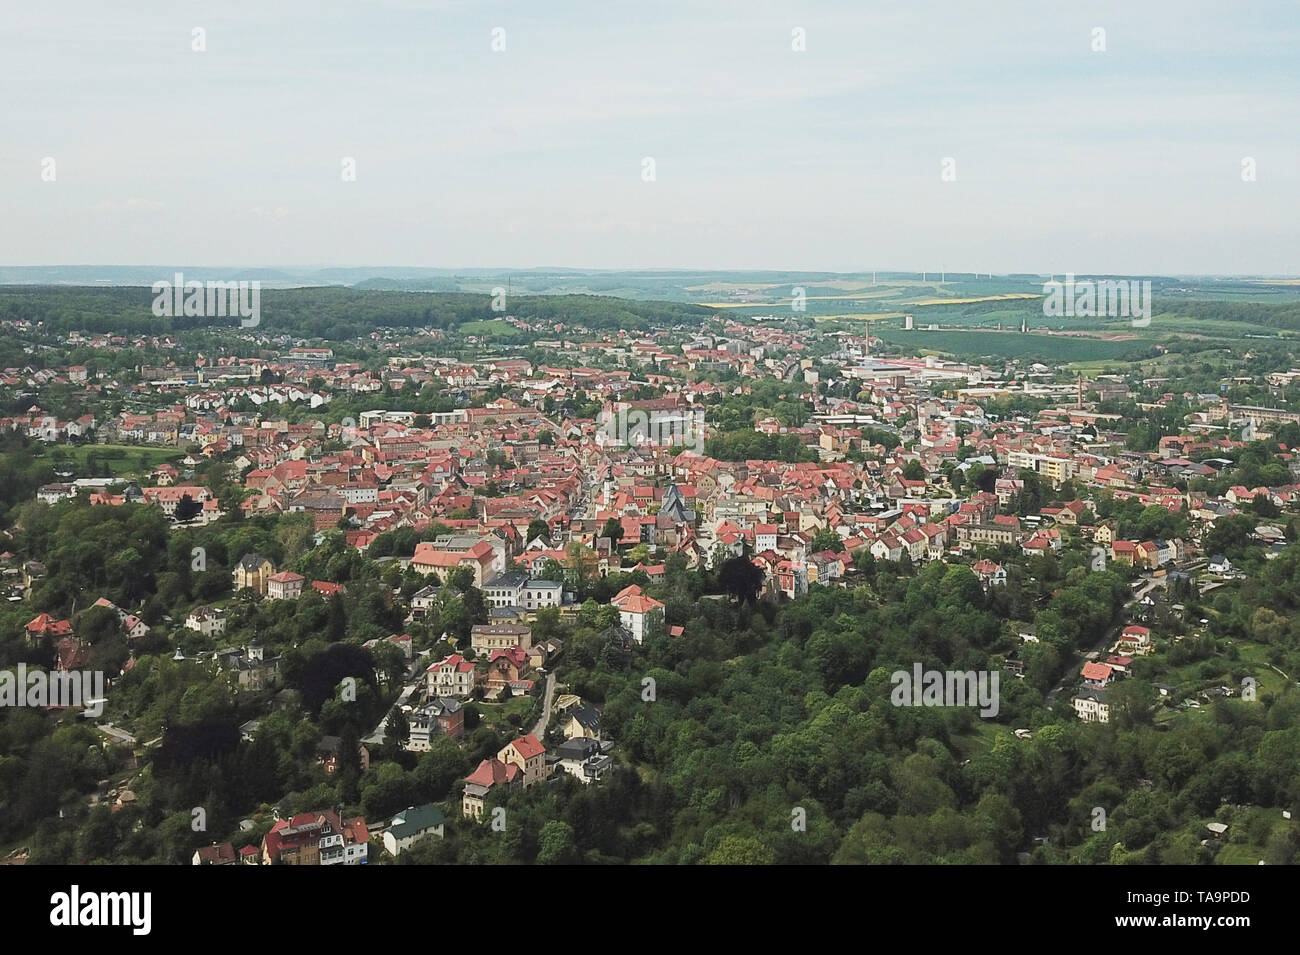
xmin=233 ymin=554 xmax=275 ymax=595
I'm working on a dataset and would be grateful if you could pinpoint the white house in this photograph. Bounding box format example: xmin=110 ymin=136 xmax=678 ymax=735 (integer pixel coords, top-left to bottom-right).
xmin=185 ymin=605 xmax=226 ymax=634
xmin=381 ymin=804 xmax=445 ymax=856
xmin=426 ymin=653 xmax=477 ymax=698
xmin=410 ymin=584 xmax=442 ymax=618
xmin=266 ymin=571 xmax=305 ymax=601
xmin=553 ymin=737 xmax=614 ymax=784
xmin=122 ymin=614 xmax=149 ymax=640
xmin=972 ymin=559 xmax=1007 ymax=587
xmin=1072 ymin=688 xmax=1110 ymax=723
xmin=617 ymin=594 xmax=664 ymax=645
xmin=520 ymin=579 xmax=562 ymax=611
xmin=870 ymin=535 xmax=905 ymax=562
xmin=483 ymin=571 xmax=528 ymax=609
xmin=318 ymin=830 xmax=368 ymax=866
xmin=37 ymin=483 xmax=78 ymax=505
xmin=754 ymin=523 xmax=778 ymax=553
xmin=1116 ymin=625 xmax=1153 ymax=655
xmin=482 ymin=572 xmax=563 ymax=611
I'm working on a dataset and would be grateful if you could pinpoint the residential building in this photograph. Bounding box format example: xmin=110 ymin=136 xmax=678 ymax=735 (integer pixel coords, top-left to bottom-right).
xmin=316 ymin=736 xmax=371 ymax=774
xmin=616 ymin=593 xmax=665 ymax=644
xmin=410 ymin=539 xmax=499 ymax=586
xmin=1072 ymin=688 xmax=1110 ymax=723
xmin=407 ymin=697 xmax=465 ymax=749
xmin=267 ymin=570 xmax=305 ymax=600
xmin=382 ymin=804 xmax=445 ymax=857
xmin=471 ymin=623 xmax=532 ymax=654
xmin=426 ymin=653 xmax=477 ymax=698
xmin=562 ymin=705 xmax=602 ymax=740
xmin=233 ymin=554 xmax=275 ymax=595
xmin=185 ymin=605 xmax=226 ymax=636
xmin=192 ymin=842 xmax=238 ymax=866
xmin=552 ymin=737 xmax=614 ymax=784
xmin=482 ymin=572 xmax=562 ymax=611
xmin=461 ymin=734 xmax=547 ymax=819
xmin=1116 ymin=624 xmax=1153 ymax=655
xmin=261 ymin=810 xmax=369 ymax=866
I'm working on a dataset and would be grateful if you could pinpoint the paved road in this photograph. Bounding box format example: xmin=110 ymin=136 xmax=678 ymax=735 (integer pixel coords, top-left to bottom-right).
xmin=364 ymin=681 xmax=420 ymax=746
xmin=1045 ymin=576 xmax=1162 ymax=704
xmin=363 ymin=658 xmax=428 ymax=746
xmin=531 ymin=672 xmax=557 ymax=739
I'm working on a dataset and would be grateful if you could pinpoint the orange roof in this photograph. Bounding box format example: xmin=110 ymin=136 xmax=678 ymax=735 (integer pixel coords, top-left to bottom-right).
xmin=619 ymin=594 xmax=664 ymax=615
xmin=510 ymin=733 xmax=546 ymax=760
xmin=412 ymin=541 xmax=495 ymax=567
xmin=465 ymin=758 xmax=519 ymax=788
xmin=610 ymin=584 xmax=643 ymax=606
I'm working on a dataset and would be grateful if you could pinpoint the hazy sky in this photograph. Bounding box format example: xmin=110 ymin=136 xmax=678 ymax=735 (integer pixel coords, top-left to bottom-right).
xmin=3 ymin=0 xmax=1297 ymax=273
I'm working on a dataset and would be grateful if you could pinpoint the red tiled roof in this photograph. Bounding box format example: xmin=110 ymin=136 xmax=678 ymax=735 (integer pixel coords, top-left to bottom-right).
xmin=465 ymin=758 xmax=519 ymax=788
xmin=1081 ymin=662 xmax=1112 ymax=681
xmin=618 ymin=594 xmax=664 ymax=614
xmin=194 ymin=842 xmax=236 ymax=864
xmin=510 ymin=733 xmax=545 ymax=760
xmin=610 ymin=584 xmax=643 ymax=606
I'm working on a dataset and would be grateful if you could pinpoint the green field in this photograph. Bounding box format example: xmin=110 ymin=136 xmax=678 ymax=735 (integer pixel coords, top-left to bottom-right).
xmin=471 ymin=694 xmax=536 ymax=733
xmin=952 ymin=718 xmax=1014 ymax=759
xmin=36 ymin=443 xmax=182 ymax=479
xmin=871 ymin=327 xmax=1150 ymax=363
xmin=1065 ymin=358 xmax=1146 ymax=375
xmin=1233 ymin=642 xmax=1293 ymax=697
xmin=459 ymin=319 xmax=526 ymax=340
xmin=1201 ymin=807 xmax=1298 ymax=865
xmin=1137 ymin=312 xmax=1296 ymax=339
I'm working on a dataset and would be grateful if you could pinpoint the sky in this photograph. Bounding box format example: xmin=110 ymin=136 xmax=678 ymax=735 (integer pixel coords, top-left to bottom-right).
xmin=2 ymin=0 xmax=1297 ymax=274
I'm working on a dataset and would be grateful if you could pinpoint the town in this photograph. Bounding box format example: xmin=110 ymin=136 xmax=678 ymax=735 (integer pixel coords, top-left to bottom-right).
xmin=0 ymin=283 xmax=1298 ymax=866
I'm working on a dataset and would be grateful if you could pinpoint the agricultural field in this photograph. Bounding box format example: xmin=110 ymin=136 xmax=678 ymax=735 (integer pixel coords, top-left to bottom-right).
xmin=901 ymin=293 xmax=1042 ymax=307
xmin=871 ymin=327 xmax=1152 ymax=363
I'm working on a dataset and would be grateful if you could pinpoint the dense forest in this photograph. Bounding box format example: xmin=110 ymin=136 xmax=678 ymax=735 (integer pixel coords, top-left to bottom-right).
xmin=0 ymin=287 xmax=713 ymax=340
